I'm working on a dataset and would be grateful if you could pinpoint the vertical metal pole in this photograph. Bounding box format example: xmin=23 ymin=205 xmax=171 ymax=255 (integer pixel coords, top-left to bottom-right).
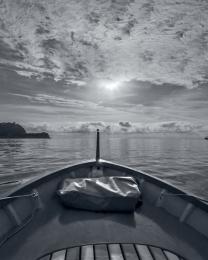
xmin=96 ymin=129 xmax=100 ymax=161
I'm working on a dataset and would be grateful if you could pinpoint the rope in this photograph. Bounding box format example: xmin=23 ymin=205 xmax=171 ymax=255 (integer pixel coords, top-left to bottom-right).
xmin=0 ymin=192 xmax=38 ymax=201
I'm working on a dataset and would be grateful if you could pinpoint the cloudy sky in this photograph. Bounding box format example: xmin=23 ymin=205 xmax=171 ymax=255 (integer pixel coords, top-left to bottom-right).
xmin=0 ymin=0 xmax=208 ymax=132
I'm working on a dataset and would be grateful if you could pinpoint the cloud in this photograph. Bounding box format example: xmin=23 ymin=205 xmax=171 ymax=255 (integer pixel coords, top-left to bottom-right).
xmin=8 ymin=93 xmax=104 ymax=117
xmin=0 ymin=0 xmax=208 ymax=87
xmin=24 ymin=121 xmax=206 ymax=134
xmin=1 ymin=66 xmax=207 ymax=127
xmin=119 ymin=122 xmax=132 ymax=128
xmin=0 ymin=1 xmax=208 ymax=130
xmin=157 ymin=122 xmax=203 ymax=133
xmin=106 ymin=80 xmax=186 ymax=106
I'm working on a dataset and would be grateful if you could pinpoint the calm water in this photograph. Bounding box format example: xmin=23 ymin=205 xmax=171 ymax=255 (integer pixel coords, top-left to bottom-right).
xmin=0 ymin=133 xmax=208 ymax=199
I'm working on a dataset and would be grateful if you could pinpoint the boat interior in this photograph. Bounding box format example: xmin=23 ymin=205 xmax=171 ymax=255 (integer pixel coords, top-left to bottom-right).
xmin=0 ymin=159 xmax=208 ymax=260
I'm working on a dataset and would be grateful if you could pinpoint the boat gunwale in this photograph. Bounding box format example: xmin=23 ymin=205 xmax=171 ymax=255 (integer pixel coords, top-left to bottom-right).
xmin=1 ymin=159 xmax=208 ymax=212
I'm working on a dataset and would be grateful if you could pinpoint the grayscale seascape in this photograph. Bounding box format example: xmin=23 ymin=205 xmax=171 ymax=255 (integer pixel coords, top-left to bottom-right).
xmin=1 ymin=1 xmax=208 ymax=258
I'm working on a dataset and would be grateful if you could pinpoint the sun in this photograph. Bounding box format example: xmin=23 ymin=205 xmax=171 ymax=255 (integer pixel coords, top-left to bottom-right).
xmin=105 ymin=81 xmax=119 ymax=91
xmin=99 ymin=80 xmax=120 ymax=91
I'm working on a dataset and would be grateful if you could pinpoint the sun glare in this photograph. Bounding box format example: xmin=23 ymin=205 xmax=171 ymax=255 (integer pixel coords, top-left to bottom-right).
xmin=105 ymin=82 xmax=119 ymax=91
xmin=99 ymin=80 xmax=120 ymax=91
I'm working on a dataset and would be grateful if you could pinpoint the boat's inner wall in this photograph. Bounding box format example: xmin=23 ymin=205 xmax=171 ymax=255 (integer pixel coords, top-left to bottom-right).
xmin=0 ymin=161 xmax=207 ymax=260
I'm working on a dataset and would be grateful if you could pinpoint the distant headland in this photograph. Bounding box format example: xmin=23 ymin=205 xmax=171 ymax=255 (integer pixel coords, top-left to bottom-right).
xmin=0 ymin=122 xmax=50 ymax=139
xmin=205 ymin=136 xmax=208 ymax=140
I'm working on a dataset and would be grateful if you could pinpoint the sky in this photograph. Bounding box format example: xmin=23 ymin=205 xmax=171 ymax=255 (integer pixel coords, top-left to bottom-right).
xmin=0 ymin=0 xmax=208 ymax=133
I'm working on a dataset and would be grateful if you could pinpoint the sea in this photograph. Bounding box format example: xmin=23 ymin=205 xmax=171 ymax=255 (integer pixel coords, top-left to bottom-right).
xmin=0 ymin=132 xmax=208 ymax=199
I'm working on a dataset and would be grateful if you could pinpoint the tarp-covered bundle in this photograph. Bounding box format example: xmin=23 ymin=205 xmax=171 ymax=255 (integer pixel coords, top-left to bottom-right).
xmin=57 ymin=176 xmax=142 ymax=212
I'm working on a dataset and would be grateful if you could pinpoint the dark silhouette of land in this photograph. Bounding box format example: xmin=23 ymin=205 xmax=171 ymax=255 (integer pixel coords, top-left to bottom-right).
xmin=205 ymin=136 xmax=208 ymax=140
xmin=0 ymin=122 xmax=50 ymax=139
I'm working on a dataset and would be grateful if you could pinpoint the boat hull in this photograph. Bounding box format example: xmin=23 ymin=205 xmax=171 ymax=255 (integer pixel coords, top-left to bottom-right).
xmin=0 ymin=160 xmax=208 ymax=260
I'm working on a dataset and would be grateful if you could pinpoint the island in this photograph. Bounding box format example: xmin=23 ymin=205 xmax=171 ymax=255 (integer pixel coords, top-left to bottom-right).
xmin=205 ymin=136 xmax=208 ymax=140
xmin=0 ymin=122 xmax=50 ymax=139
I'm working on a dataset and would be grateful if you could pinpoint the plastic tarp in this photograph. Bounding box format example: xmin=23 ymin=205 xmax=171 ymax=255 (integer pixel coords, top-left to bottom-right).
xmin=57 ymin=176 xmax=142 ymax=212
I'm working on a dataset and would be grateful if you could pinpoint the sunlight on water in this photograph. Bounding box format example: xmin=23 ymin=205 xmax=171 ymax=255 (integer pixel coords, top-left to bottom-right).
xmin=0 ymin=133 xmax=208 ymax=199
